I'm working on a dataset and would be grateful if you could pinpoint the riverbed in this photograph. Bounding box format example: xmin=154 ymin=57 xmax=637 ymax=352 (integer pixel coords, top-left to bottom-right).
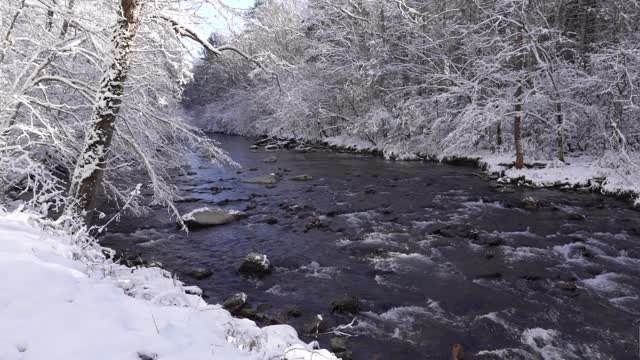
xmin=101 ymin=134 xmax=640 ymax=359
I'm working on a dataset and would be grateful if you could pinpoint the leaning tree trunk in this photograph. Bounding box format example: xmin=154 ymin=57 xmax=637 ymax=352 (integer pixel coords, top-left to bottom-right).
xmin=66 ymin=0 xmax=143 ymax=223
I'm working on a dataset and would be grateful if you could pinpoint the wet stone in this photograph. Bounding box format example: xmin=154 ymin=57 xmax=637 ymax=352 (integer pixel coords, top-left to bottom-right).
xmin=238 ymin=253 xmax=273 ymax=276
xmin=188 ymin=268 xmax=213 ymax=280
xmin=474 ymin=272 xmax=502 ymax=280
xmin=284 ymin=305 xmax=302 ymax=318
xmin=432 ymin=224 xmax=479 ymax=239
xmin=330 ymin=337 xmax=348 ymax=353
xmin=256 ymin=303 xmax=272 ymax=313
xmin=521 ymin=196 xmax=538 ymax=209
xmin=223 ymin=292 xmax=248 ymax=313
xmin=556 ymin=281 xmax=577 ymax=292
xmin=568 ymin=213 xmax=586 ymax=221
xmin=182 ymin=207 xmax=247 ymax=228
xmin=291 ymin=174 xmax=313 ymax=181
xmin=330 ymin=295 xmax=361 ymax=314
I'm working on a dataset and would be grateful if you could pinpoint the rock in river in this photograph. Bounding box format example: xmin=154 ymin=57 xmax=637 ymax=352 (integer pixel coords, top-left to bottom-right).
xmin=188 ymin=268 xmax=213 ymax=280
xmin=242 ymin=173 xmax=278 ymax=185
xmin=223 ymin=292 xmax=248 ymax=313
xmin=182 ymin=207 xmax=246 ymax=227
xmin=263 ymin=156 xmax=278 ymax=163
xmin=330 ymin=295 xmax=361 ymax=314
xmin=291 ymin=174 xmax=313 ymax=181
xmin=521 ymin=196 xmax=538 ymax=209
xmin=239 ymin=253 xmax=273 ymax=276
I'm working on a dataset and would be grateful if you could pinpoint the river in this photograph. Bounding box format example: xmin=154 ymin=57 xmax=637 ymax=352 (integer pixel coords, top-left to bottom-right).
xmin=101 ymin=134 xmax=640 ymax=359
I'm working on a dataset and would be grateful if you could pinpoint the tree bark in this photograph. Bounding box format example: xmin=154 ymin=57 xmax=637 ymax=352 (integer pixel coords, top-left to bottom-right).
xmin=555 ymin=102 xmax=565 ymax=162
xmin=66 ymin=0 xmax=144 ymax=222
xmin=513 ymin=30 xmax=525 ymax=170
xmin=514 ymin=83 xmax=524 ymax=169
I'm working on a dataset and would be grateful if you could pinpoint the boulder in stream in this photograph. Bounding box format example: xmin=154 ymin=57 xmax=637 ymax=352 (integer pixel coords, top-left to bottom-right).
xmin=239 ymin=253 xmax=273 ymax=276
xmin=263 ymin=156 xmax=278 ymax=163
xmin=181 ymin=207 xmax=246 ymax=227
xmin=242 ymin=173 xmax=278 ymax=185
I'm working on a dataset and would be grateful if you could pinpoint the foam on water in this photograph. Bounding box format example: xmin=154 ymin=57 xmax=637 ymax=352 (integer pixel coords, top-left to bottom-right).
xmin=369 ymin=252 xmax=434 ymax=273
xmin=361 ymin=300 xmax=463 ymax=344
xmin=581 ymin=272 xmax=632 ymax=296
xmin=296 ymin=261 xmax=341 ymax=279
xmin=519 ymin=328 xmax=605 ymax=360
xmin=501 ymin=246 xmax=550 ymax=263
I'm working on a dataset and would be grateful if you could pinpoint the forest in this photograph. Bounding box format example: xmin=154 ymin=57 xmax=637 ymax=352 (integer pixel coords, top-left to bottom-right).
xmin=186 ymin=0 xmax=640 ymax=195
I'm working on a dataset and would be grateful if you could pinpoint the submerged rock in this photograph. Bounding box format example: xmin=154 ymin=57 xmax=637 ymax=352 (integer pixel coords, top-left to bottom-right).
xmin=521 ymin=196 xmax=538 ymax=209
xmin=181 ymin=207 xmax=246 ymax=227
xmin=188 ymin=268 xmax=213 ymax=280
xmin=264 ymin=156 xmax=278 ymax=163
xmin=556 ymin=281 xmax=577 ymax=292
xmin=223 ymin=292 xmax=248 ymax=313
xmin=284 ymin=305 xmax=302 ymax=318
xmin=291 ymin=174 xmax=313 ymax=181
xmin=330 ymin=295 xmax=361 ymax=314
xmin=330 ymin=337 xmax=349 ymax=353
xmin=568 ymin=213 xmax=586 ymax=221
xmin=239 ymin=253 xmax=273 ymax=276
xmin=474 ymin=272 xmax=502 ymax=280
xmin=242 ymin=173 xmax=278 ymax=185
xmin=494 ymin=185 xmax=516 ymax=193
xmin=432 ymin=224 xmax=479 ymax=239
xmin=330 ymin=337 xmax=352 ymax=359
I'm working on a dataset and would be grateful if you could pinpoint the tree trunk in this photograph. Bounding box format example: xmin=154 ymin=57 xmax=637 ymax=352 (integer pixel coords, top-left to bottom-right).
xmin=514 ymin=83 xmax=524 ymax=169
xmin=513 ymin=30 xmax=525 ymax=170
xmin=66 ymin=0 xmax=144 ymax=222
xmin=555 ymin=102 xmax=565 ymax=162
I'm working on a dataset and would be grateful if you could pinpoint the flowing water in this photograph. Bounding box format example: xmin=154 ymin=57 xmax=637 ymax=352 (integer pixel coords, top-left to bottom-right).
xmin=101 ymin=134 xmax=640 ymax=359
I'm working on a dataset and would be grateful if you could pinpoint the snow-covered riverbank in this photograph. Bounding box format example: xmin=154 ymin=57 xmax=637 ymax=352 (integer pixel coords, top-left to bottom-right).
xmin=0 ymin=210 xmax=336 ymax=360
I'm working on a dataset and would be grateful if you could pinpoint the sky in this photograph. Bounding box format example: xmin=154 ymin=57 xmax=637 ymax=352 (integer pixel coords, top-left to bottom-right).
xmin=183 ymin=0 xmax=255 ymax=59
xmin=195 ymin=0 xmax=256 ymax=39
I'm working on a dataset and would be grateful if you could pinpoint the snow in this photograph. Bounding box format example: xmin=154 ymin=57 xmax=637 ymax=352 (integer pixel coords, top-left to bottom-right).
xmin=479 ymin=153 xmax=640 ymax=204
xmin=0 ymin=211 xmax=337 ymax=360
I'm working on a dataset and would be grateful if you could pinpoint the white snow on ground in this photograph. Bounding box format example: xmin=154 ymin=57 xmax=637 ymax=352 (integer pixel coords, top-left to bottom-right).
xmin=480 ymin=153 xmax=640 ymax=204
xmin=0 ymin=211 xmax=337 ymax=360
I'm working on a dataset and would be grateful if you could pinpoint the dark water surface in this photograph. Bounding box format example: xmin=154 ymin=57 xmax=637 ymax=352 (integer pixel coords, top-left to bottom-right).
xmin=101 ymin=134 xmax=640 ymax=359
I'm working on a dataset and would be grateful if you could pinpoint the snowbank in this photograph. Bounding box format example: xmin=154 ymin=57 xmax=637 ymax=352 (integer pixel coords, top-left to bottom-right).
xmin=0 ymin=211 xmax=337 ymax=360
xmin=479 ymin=153 xmax=640 ymax=204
